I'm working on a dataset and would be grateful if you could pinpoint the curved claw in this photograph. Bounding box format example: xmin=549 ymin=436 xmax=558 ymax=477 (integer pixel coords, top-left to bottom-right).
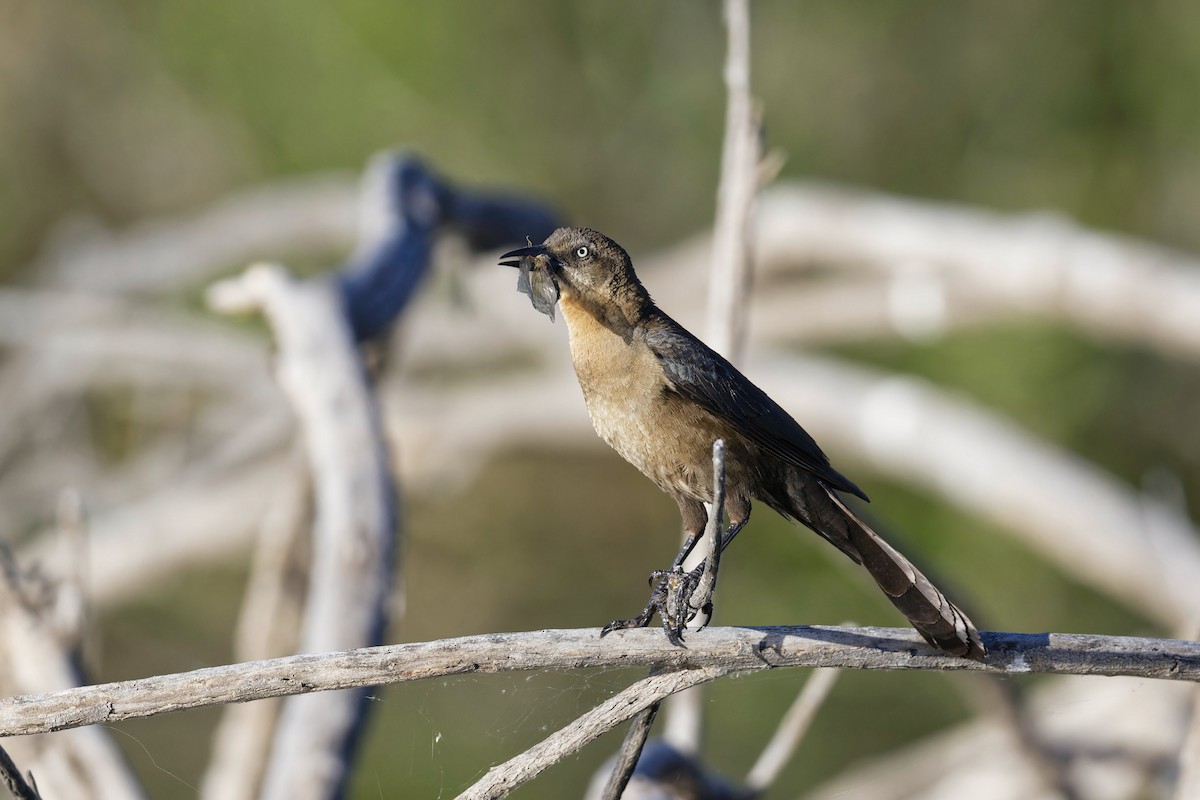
xmin=601 ymin=564 xmax=714 ymax=647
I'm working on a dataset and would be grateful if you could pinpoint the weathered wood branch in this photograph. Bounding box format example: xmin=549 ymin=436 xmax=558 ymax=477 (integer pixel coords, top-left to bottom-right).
xmin=706 ymin=0 xmax=758 ymax=362
xmin=0 ymin=550 xmax=145 ymax=800
xmin=0 ymin=626 xmax=1195 ymax=739
xmin=208 ymin=262 xmax=400 ymax=800
xmin=757 ymin=183 xmax=1200 ymax=360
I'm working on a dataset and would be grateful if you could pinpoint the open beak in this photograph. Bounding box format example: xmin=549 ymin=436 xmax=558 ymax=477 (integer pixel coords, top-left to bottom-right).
xmin=499 ymin=243 xmax=549 ymax=268
xmin=499 ymin=243 xmax=560 ymax=321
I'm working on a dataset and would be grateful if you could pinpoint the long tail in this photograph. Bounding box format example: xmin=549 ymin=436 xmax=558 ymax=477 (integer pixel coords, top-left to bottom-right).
xmin=787 ymin=478 xmax=985 ymax=660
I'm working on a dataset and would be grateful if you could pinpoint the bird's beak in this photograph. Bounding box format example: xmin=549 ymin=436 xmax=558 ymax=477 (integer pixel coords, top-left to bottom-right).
xmin=499 ymin=243 xmax=549 ymax=268
xmin=499 ymin=243 xmax=561 ymax=321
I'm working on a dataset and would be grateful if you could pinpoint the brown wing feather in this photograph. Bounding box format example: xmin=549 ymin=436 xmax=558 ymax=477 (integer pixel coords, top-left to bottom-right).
xmin=643 ymin=314 xmax=868 ymax=501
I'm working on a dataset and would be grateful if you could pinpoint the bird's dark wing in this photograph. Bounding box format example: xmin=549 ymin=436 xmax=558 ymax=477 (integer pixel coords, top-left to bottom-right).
xmin=644 ymin=318 xmax=868 ymax=501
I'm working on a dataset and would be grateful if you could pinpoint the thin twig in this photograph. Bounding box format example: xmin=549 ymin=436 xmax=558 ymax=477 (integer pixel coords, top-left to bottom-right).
xmin=745 ymin=667 xmax=841 ymax=791
xmin=600 ymin=702 xmax=661 ymax=800
xmin=456 ymin=668 xmax=729 ymax=800
xmin=681 ymin=0 xmax=757 ymax=742
xmin=1 ymin=627 xmax=1197 ymax=739
xmin=0 ymin=743 xmax=40 ymax=800
xmin=686 ymin=440 xmax=727 ymax=626
xmin=706 ymin=0 xmax=758 ymax=362
xmin=51 ymin=488 xmax=90 ymax=661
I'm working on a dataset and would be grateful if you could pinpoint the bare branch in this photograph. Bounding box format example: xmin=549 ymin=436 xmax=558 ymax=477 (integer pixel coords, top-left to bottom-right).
xmin=599 ymin=703 xmax=661 ymax=800
xmin=680 ymin=439 xmax=728 ymax=630
xmin=0 ymin=742 xmax=40 ymax=800
xmin=209 ymin=263 xmax=399 ymax=800
xmin=756 ymin=183 xmax=1200 ymax=360
xmin=0 ymin=626 xmax=1196 ymax=739
xmin=456 ymin=668 xmax=729 ymax=800
xmin=745 ymin=667 xmax=840 ymax=791
xmin=37 ymin=175 xmax=358 ymax=294
xmin=0 ymin=551 xmax=145 ymax=799
xmin=706 ymin=0 xmax=758 ymax=362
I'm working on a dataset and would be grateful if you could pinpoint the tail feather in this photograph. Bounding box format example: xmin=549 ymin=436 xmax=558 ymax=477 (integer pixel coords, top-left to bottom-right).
xmin=789 ymin=479 xmax=985 ymax=660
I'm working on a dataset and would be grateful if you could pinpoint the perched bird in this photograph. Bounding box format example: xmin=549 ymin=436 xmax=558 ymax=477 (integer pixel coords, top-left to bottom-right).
xmin=500 ymin=227 xmax=984 ymax=659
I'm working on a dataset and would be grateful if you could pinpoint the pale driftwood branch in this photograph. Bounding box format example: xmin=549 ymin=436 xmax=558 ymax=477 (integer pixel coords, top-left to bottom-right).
xmin=50 ymin=489 xmax=89 ymax=659
xmin=0 ymin=288 xmax=264 ymax=387
xmin=22 ymin=455 xmax=289 ymax=607
xmin=456 ymin=668 xmax=730 ymax=800
xmin=706 ymin=0 xmax=758 ymax=363
xmin=0 ymin=626 xmax=1196 ymax=739
xmin=0 ymin=551 xmax=145 ymax=800
xmin=682 ymin=439 xmax=728 ymax=629
xmin=745 ymin=667 xmax=840 ymax=791
xmin=755 ymin=183 xmax=1200 ymax=360
xmin=209 ymin=263 xmax=399 ymax=800
xmin=37 ymin=175 xmax=358 ymax=294
xmin=200 ymin=458 xmax=311 ymax=800
xmin=678 ymin=0 xmax=760 ymax=733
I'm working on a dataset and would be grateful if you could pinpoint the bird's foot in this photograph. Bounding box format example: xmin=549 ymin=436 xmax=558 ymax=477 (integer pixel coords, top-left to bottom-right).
xmin=600 ymin=565 xmax=708 ymax=647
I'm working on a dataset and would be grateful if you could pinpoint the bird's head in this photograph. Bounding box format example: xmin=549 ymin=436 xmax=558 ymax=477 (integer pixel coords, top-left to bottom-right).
xmin=500 ymin=227 xmax=642 ymax=321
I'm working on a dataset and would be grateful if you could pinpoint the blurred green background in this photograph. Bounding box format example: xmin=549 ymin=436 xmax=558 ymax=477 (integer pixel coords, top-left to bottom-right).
xmin=5 ymin=0 xmax=1200 ymax=797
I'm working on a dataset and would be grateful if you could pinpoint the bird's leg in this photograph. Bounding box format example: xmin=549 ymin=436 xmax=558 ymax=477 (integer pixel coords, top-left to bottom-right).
xmin=669 ymin=531 xmax=702 ymax=570
xmin=603 ymin=449 xmax=745 ymax=646
xmin=676 ymin=514 xmax=747 ymax=636
xmin=604 ymin=516 xmax=741 ymax=644
xmin=643 ymin=514 xmax=746 ymax=645
xmin=718 ymin=516 xmax=748 ymax=553
xmin=600 ymin=532 xmax=700 ymax=642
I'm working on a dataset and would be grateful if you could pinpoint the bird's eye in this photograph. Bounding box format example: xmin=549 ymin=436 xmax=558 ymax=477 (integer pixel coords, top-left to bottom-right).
xmin=576 ymin=246 xmax=590 ymax=259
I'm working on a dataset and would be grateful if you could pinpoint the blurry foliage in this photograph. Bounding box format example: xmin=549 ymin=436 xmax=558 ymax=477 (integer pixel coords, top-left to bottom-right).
xmin=8 ymin=0 xmax=1200 ymax=796
xmin=7 ymin=1 xmax=1200 ymax=272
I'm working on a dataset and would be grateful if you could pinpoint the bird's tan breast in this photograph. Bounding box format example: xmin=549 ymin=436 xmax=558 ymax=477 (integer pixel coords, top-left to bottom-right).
xmin=560 ymin=297 xmax=716 ymax=500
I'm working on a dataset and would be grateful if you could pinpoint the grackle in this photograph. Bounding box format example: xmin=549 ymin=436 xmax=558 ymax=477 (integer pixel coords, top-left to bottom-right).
xmin=500 ymin=227 xmax=984 ymax=659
